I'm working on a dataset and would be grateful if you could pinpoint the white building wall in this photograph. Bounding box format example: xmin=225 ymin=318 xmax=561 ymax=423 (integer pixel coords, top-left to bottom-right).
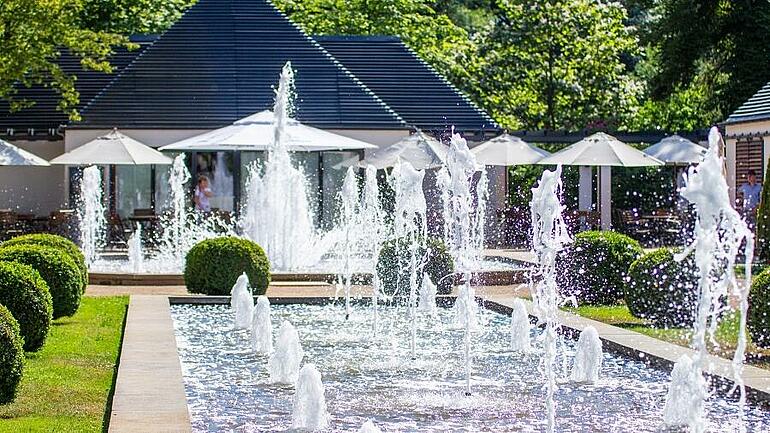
xmin=0 ymin=139 xmax=66 ymax=214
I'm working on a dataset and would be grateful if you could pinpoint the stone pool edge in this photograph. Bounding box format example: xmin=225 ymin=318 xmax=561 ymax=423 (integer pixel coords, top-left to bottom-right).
xmin=483 ymin=295 xmax=770 ymax=404
xmin=108 ymin=295 xmax=192 ymax=433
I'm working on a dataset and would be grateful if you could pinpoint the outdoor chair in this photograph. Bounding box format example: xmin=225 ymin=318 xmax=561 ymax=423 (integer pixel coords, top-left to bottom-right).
xmin=0 ymin=210 xmax=23 ymax=241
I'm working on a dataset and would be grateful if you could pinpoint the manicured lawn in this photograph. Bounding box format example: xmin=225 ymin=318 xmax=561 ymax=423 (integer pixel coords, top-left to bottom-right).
xmin=564 ymin=304 xmax=770 ymax=370
xmin=0 ymin=296 xmax=128 ymax=432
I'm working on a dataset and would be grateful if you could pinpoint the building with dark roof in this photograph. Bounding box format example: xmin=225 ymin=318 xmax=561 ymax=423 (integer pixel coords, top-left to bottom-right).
xmin=314 ymin=35 xmax=496 ymax=135
xmin=724 ymin=82 xmax=770 ymax=205
xmin=0 ymin=0 xmax=498 ymax=216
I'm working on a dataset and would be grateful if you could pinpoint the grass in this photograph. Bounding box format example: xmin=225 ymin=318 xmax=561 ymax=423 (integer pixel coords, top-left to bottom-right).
xmin=0 ymin=296 xmax=128 ymax=433
xmin=564 ymin=304 xmax=770 ymax=370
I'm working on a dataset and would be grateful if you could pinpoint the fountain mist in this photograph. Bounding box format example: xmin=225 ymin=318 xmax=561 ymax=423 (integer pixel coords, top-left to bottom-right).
xmin=664 ymin=126 xmax=754 ymax=432
xmin=339 ymin=167 xmax=359 ymax=319
xmin=418 ymin=273 xmax=437 ymax=315
xmin=530 ymin=165 xmax=571 ymax=433
xmin=240 ymin=62 xmax=317 ymax=271
xmin=361 ymin=164 xmax=386 ymax=334
xmin=78 ymin=165 xmax=106 ymax=266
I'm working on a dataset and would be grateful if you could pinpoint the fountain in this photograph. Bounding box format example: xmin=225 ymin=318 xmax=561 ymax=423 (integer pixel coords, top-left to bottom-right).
xmin=418 ymin=274 xmax=437 ymax=315
xmin=211 ymin=152 xmax=234 ymax=210
xmin=361 ymin=164 xmax=387 ymax=334
xmin=292 ymin=363 xmax=330 ymax=430
xmin=358 ymin=420 xmax=383 ymax=433
xmin=442 ymin=132 xmax=487 ymax=396
xmin=339 ymin=166 xmax=359 ymax=319
xmin=268 ymin=320 xmax=305 ymax=384
xmin=230 ymin=273 xmax=253 ymax=330
xmin=162 ymin=154 xmax=192 ymax=268
xmin=570 ymin=326 xmax=602 ymax=384
xmin=529 ymin=165 xmax=572 ymax=433
xmin=664 ymin=126 xmax=755 ymax=432
xmin=250 ymin=295 xmax=273 ymax=355
xmin=240 ymin=62 xmax=318 ymax=271
xmin=509 ymin=298 xmax=532 ymax=353
xmin=391 ymin=160 xmax=428 ymax=358
xmin=664 ymin=354 xmax=707 ymax=429
xmin=78 ymin=165 xmax=106 ymax=266
xmin=126 ymin=223 xmax=143 ymax=274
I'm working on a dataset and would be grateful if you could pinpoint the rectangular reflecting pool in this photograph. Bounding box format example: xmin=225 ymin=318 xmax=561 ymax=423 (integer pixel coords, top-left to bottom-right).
xmin=170 ymin=303 xmax=770 ymax=432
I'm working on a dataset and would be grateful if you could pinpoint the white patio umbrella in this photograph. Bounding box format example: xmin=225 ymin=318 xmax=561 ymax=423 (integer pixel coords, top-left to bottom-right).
xmin=358 ymin=131 xmax=447 ymax=170
xmin=642 ymin=134 xmax=706 ymax=165
xmin=471 ymin=133 xmax=550 ymax=166
xmin=160 ymin=110 xmax=377 ymax=152
xmin=50 ymin=128 xmax=172 ymax=166
xmin=0 ymin=138 xmax=49 ymax=166
xmin=537 ymin=132 xmax=664 ymax=229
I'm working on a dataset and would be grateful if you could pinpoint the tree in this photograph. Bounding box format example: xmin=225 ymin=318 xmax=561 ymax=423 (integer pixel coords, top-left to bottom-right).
xmin=78 ymin=0 xmax=197 ymax=35
xmin=0 ymin=1 xmax=129 ymax=119
xmin=647 ymin=0 xmax=770 ymax=121
xmin=480 ymin=0 xmax=640 ymax=130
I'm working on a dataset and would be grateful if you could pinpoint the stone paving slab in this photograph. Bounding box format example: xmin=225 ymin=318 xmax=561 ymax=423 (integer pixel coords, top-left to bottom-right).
xmin=108 ymin=295 xmax=191 ymax=433
xmin=484 ymin=295 xmax=770 ymax=402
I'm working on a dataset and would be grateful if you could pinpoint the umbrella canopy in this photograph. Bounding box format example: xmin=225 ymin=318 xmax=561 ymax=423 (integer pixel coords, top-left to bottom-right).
xmin=0 ymin=138 xmax=49 ymax=166
xmin=642 ymin=134 xmax=706 ymax=165
xmin=358 ymin=131 xmax=447 ymax=170
xmin=537 ymin=132 xmax=664 ymax=167
xmin=160 ymin=110 xmax=377 ymax=152
xmin=50 ymin=129 xmax=172 ymax=165
xmin=470 ymin=133 xmax=550 ymax=166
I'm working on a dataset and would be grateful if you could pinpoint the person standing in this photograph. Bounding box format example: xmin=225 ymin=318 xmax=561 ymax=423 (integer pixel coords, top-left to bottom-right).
xmin=739 ymin=169 xmax=762 ymax=229
xmin=193 ymin=175 xmax=213 ymax=212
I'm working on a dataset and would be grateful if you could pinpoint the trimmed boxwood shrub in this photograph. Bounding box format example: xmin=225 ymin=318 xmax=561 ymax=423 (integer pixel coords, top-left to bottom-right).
xmin=377 ymin=237 xmax=455 ymax=295
xmin=0 ymin=304 xmax=24 ymax=405
xmin=749 ymin=267 xmax=770 ymax=349
xmin=0 ymin=261 xmax=52 ymax=352
xmin=625 ymin=248 xmax=698 ymax=327
xmin=184 ymin=237 xmax=271 ymax=295
xmin=0 ymin=245 xmax=82 ymax=319
xmin=2 ymin=233 xmax=88 ymax=291
xmin=557 ymin=230 xmax=643 ymax=305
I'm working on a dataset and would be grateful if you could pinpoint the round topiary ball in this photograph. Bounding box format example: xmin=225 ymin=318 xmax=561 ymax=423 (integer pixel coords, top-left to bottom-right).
xmin=184 ymin=237 xmax=271 ymax=295
xmin=625 ymin=248 xmax=698 ymax=327
xmin=377 ymin=237 xmax=455 ymax=295
xmin=749 ymin=267 xmax=770 ymax=349
xmin=0 ymin=304 xmax=24 ymax=404
xmin=557 ymin=230 xmax=643 ymax=305
xmin=0 ymin=245 xmax=82 ymax=319
xmin=2 ymin=233 xmax=88 ymax=291
xmin=0 ymin=261 xmax=52 ymax=352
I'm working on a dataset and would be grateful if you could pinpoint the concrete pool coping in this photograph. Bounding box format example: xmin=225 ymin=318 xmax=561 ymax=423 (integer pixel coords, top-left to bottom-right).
xmin=110 ymin=293 xmax=770 ymax=431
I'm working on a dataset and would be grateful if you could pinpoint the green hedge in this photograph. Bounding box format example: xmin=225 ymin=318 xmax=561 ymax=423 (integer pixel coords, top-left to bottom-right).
xmin=557 ymin=231 xmax=643 ymax=305
xmin=626 ymin=248 xmax=698 ymax=327
xmin=0 ymin=304 xmax=24 ymax=404
xmin=749 ymin=267 xmax=770 ymax=348
xmin=0 ymin=261 xmax=52 ymax=352
xmin=184 ymin=237 xmax=271 ymax=295
xmin=2 ymin=234 xmax=88 ymax=291
xmin=376 ymin=237 xmax=455 ymax=295
xmin=0 ymin=245 xmax=82 ymax=319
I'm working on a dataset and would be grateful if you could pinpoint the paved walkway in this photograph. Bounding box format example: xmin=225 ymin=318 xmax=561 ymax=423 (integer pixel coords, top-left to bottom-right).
xmin=109 ymin=296 xmax=191 ymax=433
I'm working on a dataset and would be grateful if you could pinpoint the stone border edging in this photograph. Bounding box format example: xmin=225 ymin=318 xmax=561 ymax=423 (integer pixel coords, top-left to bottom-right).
xmin=108 ymin=296 xmax=192 ymax=433
xmin=483 ymin=295 xmax=770 ymax=405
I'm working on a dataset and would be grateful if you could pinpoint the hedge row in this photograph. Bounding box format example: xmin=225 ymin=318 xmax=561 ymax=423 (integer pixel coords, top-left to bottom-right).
xmin=0 ymin=233 xmax=87 ymax=405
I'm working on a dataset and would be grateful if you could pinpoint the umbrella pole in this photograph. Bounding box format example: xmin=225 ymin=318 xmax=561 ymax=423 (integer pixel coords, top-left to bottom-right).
xmin=150 ymin=165 xmax=156 ymax=213
xmin=109 ymin=164 xmax=118 ymax=217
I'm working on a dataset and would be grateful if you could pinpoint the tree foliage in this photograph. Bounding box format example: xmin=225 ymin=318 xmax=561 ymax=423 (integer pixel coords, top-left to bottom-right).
xmin=0 ymin=0 xmax=127 ymax=119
